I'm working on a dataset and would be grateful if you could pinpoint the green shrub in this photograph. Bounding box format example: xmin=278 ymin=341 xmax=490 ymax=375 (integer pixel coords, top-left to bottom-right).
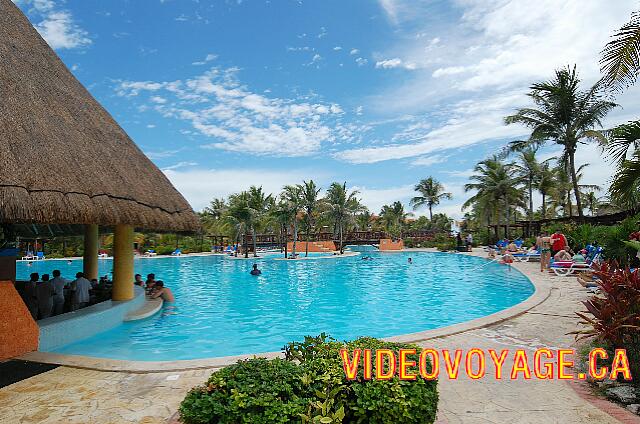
xmin=180 ymin=334 xmax=438 ymax=424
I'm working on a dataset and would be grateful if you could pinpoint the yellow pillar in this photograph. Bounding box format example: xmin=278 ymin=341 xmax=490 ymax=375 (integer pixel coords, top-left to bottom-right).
xmin=83 ymin=224 xmax=99 ymax=281
xmin=112 ymin=224 xmax=134 ymax=301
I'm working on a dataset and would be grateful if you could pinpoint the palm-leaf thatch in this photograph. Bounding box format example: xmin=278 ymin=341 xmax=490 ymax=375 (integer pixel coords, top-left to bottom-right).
xmin=0 ymin=0 xmax=200 ymax=232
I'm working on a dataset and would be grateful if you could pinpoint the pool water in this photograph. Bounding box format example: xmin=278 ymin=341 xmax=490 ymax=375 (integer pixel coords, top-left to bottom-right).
xmin=16 ymin=252 xmax=534 ymax=360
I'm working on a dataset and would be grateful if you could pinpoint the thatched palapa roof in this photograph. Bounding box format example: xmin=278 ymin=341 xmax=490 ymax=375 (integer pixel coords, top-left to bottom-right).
xmin=0 ymin=0 xmax=200 ymax=233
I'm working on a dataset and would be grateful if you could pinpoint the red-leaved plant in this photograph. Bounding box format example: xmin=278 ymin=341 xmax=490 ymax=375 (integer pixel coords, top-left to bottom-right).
xmin=574 ymin=261 xmax=640 ymax=345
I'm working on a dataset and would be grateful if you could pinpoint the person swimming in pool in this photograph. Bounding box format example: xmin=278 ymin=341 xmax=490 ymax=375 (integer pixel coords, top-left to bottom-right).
xmin=408 ymin=257 xmax=413 ymax=264
xmin=250 ymin=264 xmax=262 ymax=276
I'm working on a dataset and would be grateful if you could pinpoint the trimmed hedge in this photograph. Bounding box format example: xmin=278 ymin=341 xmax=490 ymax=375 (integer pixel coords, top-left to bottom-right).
xmin=180 ymin=334 xmax=438 ymax=424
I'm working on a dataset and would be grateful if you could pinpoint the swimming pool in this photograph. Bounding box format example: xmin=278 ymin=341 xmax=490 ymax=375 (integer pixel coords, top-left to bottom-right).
xmin=17 ymin=252 xmax=534 ymax=360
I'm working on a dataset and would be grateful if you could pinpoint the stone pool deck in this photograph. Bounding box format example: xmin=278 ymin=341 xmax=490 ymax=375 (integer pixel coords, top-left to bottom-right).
xmin=0 ymin=249 xmax=632 ymax=423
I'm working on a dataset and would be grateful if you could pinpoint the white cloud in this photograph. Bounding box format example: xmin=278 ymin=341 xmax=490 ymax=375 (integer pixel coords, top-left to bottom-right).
xmin=116 ymin=67 xmax=355 ymax=157
xmin=355 ymin=57 xmax=368 ymax=66
xmin=375 ymin=58 xmax=417 ymax=70
xmin=350 ymin=48 xmax=359 ymax=55
xmin=411 ymin=154 xmax=448 ymax=167
xmin=192 ymin=53 xmax=218 ymax=65
xmin=333 ymin=46 xmax=342 ymax=51
xmin=17 ymin=0 xmax=92 ymax=50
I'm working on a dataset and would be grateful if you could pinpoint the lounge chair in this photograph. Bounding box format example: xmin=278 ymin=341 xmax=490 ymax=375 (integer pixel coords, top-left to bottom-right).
xmin=145 ymin=249 xmax=157 ymax=257
xmin=21 ymin=251 xmax=34 ymax=260
xmin=550 ymin=250 xmax=602 ymax=276
xmin=512 ymin=249 xmax=541 ymax=262
xmin=36 ymin=251 xmax=45 ymax=260
xmin=171 ymin=248 xmax=182 ymax=256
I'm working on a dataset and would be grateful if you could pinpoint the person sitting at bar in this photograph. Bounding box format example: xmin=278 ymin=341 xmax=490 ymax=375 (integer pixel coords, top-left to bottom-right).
xmin=134 ymin=274 xmax=144 ymax=286
xmin=36 ymin=274 xmax=55 ymax=319
xmin=22 ymin=273 xmax=39 ymax=319
xmin=51 ymin=270 xmax=69 ymax=316
xmin=71 ymin=272 xmax=92 ymax=310
xmin=150 ymin=281 xmax=174 ymax=302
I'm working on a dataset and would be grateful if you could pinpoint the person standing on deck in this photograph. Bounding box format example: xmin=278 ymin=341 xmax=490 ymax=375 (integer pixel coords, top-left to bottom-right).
xmin=550 ymin=230 xmax=568 ymax=258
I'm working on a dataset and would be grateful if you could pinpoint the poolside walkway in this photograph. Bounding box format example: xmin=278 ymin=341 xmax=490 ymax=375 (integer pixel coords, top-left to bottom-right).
xmin=0 ymin=249 xmax=629 ymax=423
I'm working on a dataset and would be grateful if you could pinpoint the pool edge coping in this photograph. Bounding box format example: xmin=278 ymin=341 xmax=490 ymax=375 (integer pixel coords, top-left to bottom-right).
xmin=17 ymin=249 xmax=552 ymax=373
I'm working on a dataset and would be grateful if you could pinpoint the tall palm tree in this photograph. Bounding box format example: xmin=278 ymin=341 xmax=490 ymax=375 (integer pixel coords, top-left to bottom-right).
xmin=505 ymin=66 xmax=617 ymax=217
xmin=270 ymin=199 xmax=296 ymax=258
xmin=322 ymin=182 xmax=361 ymax=254
xmin=511 ymin=148 xmax=543 ymax=224
xmin=247 ymin=186 xmax=273 ymax=257
xmin=226 ymin=192 xmax=252 ymax=257
xmin=410 ymin=177 xmax=452 ymax=220
xmin=281 ymin=184 xmax=303 ymax=258
xmin=536 ymin=162 xmax=555 ymax=219
xmin=300 ymin=180 xmax=321 ymax=257
xmin=464 ymin=156 xmax=524 ymax=239
xmin=610 ymin=151 xmax=640 ymax=207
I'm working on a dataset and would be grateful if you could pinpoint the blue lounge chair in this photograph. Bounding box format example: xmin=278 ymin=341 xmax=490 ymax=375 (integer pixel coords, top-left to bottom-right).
xmin=36 ymin=251 xmax=45 ymax=260
xmin=171 ymin=248 xmax=182 ymax=256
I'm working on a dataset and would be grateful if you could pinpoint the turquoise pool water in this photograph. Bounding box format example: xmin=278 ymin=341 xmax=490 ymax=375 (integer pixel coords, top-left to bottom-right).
xmin=17 ymin=252 xmax=534 ymax=360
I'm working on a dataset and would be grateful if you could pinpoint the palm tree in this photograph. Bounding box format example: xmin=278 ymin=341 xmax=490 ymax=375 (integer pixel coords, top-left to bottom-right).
xmin=410 ymin=177 xmax=452 ymax=220
xmin=505 ymin=66 xmax=617 ymax=217
xmin=247 ymin=186 xmax=273 ymax=257
xmin=599 ymin=12 xmax=640 ymax=209
xmin=270 ymin=199 xmax=296 ymax=258
xmin=356 ymin=211 xmax=372 ymax=231
xmin=511 ymin=148 xmax=543 ymax=225
xmin=322 ymin=182 xmax=361 ymax=254
xmin=226 ymin=192 xmax=252 ymax=257
xmin=379 ymin=201 xmax=412 ymax=236
xmin=610 ymin=151 xmax=640 ymax=207
xmin=600 ymin=10 xmax=640 ymax=92
xmin=464 ymin=156 xmax=524 ymax=239
xmin=300 ymin=180 xmax=321 ymax=257
xmin=281 ymin=185 xmax=303 ymax=258
xmin=598 ymin=122 xmax=640 ymax=207
xmin=536 ymin=162 xmax=555 ymax=219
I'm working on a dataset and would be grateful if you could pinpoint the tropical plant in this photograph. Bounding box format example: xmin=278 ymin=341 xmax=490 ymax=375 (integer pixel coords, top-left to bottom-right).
xmin=536 ymin=162 xmax=556 ymax=218
xmin=410 ymin=177 xmax=452 ymax=220
xmin=505 ymin=65 xmax=617 ymax=217
xmin=609 ymin=151 xmax=640 ymax=207
xmin=355 ymin=210 xmax=372 ymax=231
xmin=379 ymin=201 xmax=412 ymax=236
xmin=322 ymin=182 xmax=363 ymax=253
xmin=464 ymin=156 xmax=525 ymax=239
xmin=574 ymin=262 xmax=640 ymax=381
xmin=247 ymin=186 xmax=273 ymax=257
xmin=281 ymin=184 xmax=304 ymax=258
xmin=270 ymin=199 xmax=296 ymax=258
xmin=300 ymin=180 xmax=321 ymax=257
xmin=600 ymin=10 xmax=640 ymax=92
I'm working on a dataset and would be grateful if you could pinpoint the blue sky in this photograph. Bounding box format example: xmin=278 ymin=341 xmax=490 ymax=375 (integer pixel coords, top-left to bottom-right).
xmin=14 ymin=0 xmax=640 ymax=217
